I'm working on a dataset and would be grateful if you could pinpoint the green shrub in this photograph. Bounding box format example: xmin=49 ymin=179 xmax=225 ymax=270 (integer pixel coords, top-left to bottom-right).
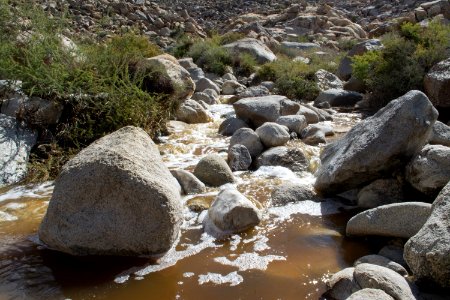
xmin=0 ymin=1 xmax=176 ymax=181
xmin=352 ymin=21 xmax=449 ymax=109
xmin=187 ymin=38 xmax=233 ymax=75
xmin=233 ymin=53 xmax=258 ymax=76
xmin=257 ymin=54 xmax=339 ymax=101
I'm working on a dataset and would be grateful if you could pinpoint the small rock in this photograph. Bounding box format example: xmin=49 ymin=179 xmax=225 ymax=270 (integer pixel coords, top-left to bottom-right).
xmin=176 ymin=99 xmax=212 ymax=124
xmin=255 ymin=122 xmax=290 ymax=148
xmin=196 ymin=77 xmax=221 ymax=94
xmin=256 ymin=146 xmax=309 ymax=172
xmin=170 ymin=169 xmax=206 ymax=195
xmin=229 ymin=128 xmax=264 ymax=158
xmin=228 ymin=144 xmax=252 ymax=171
xmin=271 ymin=183 xmax=318 ymax=206
xmin=194 ymin=154 xmax=235 ymax=187
xmin=218 ymin=117 xmax=250 ymax=136
xmin=354 ymin=255 xmax=408 ymax=276
xmin=324 ymin=267 xmax=360 ymax=300
xmin=276 ymin=115 xmax=307 ymax=135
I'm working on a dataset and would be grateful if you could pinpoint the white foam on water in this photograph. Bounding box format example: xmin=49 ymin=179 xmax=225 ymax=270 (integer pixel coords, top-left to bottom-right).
xmin=114 ymin=233 xmax=221 ymax=283
xmin=198 ymin=271 xmax=243 ymax=287
xmin=0 ymin=211 xmax=18 ymax=222
xmin=268 ymin=200 xmax=348 ymax=222
xmin=214 ymin=253 xmax=286 ymax=271
xmin=183 ymin=272 xmax=195 ymax=278
xmin=3 ymin=202 xmax=27 ymax=211
xmin=229 ymin=235 xmax=241 ymax=251
xmin=0 ymin=182 xmax=54 ymax=203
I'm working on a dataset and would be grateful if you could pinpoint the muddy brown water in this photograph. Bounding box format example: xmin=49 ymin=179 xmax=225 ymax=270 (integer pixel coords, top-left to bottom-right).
xmin=0 ymin=105 xmax=370 ymax=300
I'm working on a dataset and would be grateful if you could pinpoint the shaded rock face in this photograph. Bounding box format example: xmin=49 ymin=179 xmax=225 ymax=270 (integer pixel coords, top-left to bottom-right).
xmin=315 ymin=90 xmax=438 ymax=196
xmin=346 ymin=202 xmax=432 ymax=238
xmin=256 ymin=146 xmax=309 ymax=172
xmin=223 ymin=38 xmax=276 ymax=64
xmin=424 ymin=58 xmax=450 ymax=108
xmin=228 ymin=144 xmax=252 ymax=171
xmin=429 ymin=121 xmax=450 ymax=147
xmin=194 ymin=154 xmax=235 ymax=187
xmin=39 ymin=126 xmax=183 ymax=257
xmin=276 ymin=115 xmax=307 ymax=135
xmin=406 ymin=144 xmax=450 ymax=196
xmin=314 ymin=89 xmax=363 ymax=108
xmin=0 ymin=114 xmax=37 ymax=187
xmin=357 ymin=178 xmax=404 ymax=208
xmin=206 ymin=189 xmax=262 ymax=233
xmin=137 ymin=54 xmax=195 ymax=102
xmin=218 ymin=117 xmax=249 ymax=136
xmin=233 ymin=95 xmax=300 ymax=128
xmin=404 ymin=181 xmax=450 ymax=288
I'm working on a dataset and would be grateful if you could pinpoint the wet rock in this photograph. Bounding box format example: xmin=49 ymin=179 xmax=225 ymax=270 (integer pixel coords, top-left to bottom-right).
xmin=347 ymin=288 xmax=394 ymax=300
xmin=255 ymin=122 xmax=290 ymax=148
xmin=406 ymin=145 xmax=450 ymax=196
xmin=206 ymin=189 xmax=262 ymax=233
xmin=301 ymin=123 xmax=334 ymax=146
xmin=354 ymin=255 xmax=408 ymax=276
xmin=429 ymin=121 xmax=450 ymax=147
xmin=314 ymin=69 xmax=344 ymax=91
xmin=233 ymin=95 xmax=300 ymax=127
xmin=229 ymin=128 xmax=264 ymax=158
xmin=170 ymin=169 xmax=206 ymax=195
xmin=276 ymin=115 xmax=307 ymax=135
xmin=353 ymin=263 xmax=416 ymax=300
xmin=223 ymin=38 xmax=276 ymax=64
xmin=176 ymin=99 xmax=212 ymax=124
xmin=39 ymin=126 xmax=182 ymax=256
xmin=222 ymin=80 xmax=246 ymax=95
xmin=194 ymin=154 xmax=235 ymax=187
xmin=136 ymin=54 xmax=195 ymax=101
xmin=314 ymin=89 xmax=363 ymax=108
xmin=256 ymin=146 xmax=309 ymax=172
xmin=404 ymin=181 xmax=450 ymax=288
xmin=357 ymin=179 xmax=405 ymax=209
xmin=324 ymin=267 xmax=360 ymax=300
xmin=424 ymin=58 xmax=450 ymax=108
xmin=337 ymin=39 xmax=383 ymax=80
xmin=228 ymin=144 xmax=252 ymax=171
xmin=218 ymin=117 xmax=249 ymax=136
xmin=187 ymin=196 xmax=214 ymax=212
xmin=315 ymin=90 xmax=438 ymax=196
xmin=346 ymin=202 xmax=432 ymax=238
xmin=196 ymin=77 xmax=221 ymax=94
xmin=0 ymin=114 xmax=37 ymax=187
xmin=271 ymin=183 xmax=318 ymax=206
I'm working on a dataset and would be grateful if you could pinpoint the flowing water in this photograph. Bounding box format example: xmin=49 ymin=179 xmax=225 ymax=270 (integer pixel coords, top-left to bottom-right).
xmin=0 ymin=104 xmax=371 ymax=300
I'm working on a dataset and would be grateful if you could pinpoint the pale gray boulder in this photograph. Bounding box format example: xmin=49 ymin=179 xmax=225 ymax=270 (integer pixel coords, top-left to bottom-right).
xmin=406 ymin=144 xmax=450 ymax=196
xmin=256 ymin=146 xmax=309 ymax=172
xmin=315 ymin=90 xmax=438 ymax=195
xmin=404 ymin=181 xmax=450 ymax=288
xmin=346 ymin=202 xmax=432 ymax=238
xmin=223 ymin=38 xmax=276 ymax=64
xmin=170 ymin=169 xmax=206 ymax=195
xmin=271 ymin=183 xmax=318 ymax=206
xmin=324 ymin=268 xmax=360 ymax=300
xmin=347 ymin=289 xmax=394 ymax=300
xmin=176 ymin=99 xmax=212 ymax=124
xmin=218 ymin=117 xmax=249 ymax=136
xmin=255 ymin=122 xmax=290 ymax=148
xmin=229 ymin=128 xmax=264 ymax=158
xmin=276 ymin=115 xmax=307 ymax=135
xmin=429 ymin=121 xmax=450 ymax=147
xmin=354 ymin=255 xmax=408 ymax=276
xmin=39 ymin=126 xmax=183 ymax=256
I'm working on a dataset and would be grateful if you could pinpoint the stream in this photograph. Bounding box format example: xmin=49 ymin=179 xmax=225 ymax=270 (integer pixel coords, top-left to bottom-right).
xmin=0 ymin=103 xmax=372 ymax=300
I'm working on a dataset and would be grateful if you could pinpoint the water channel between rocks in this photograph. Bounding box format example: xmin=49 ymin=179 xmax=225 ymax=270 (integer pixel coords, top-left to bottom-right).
xmin=0 ymin=104 xmax=371 ymax=300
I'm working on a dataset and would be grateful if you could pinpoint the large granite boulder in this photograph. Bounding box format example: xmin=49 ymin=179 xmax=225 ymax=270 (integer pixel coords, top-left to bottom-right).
xmin=39 ymin=126 xmax=183 ymax=256
xmin=404 ymin=181 xmax=450 ymax=288
xmin=406 ymin=144 xmax=450 ymax=196
xmin=0 ymin=114 xmax=37 ymax=187
xmin=233 ymin=95 xmax=300 ymax=127
xmin=315 ymin=91 xmax=438 ymax=195
xmin=255 ymin=122 xmax=290 ymax=148
xmin=223 ymin=38 xmax=276 ymax=64
xmin=424 ymin=58 xmax=450 ymax=108
xmin=256 ymin=146 xmax=309 ymax=172
xmin=346 ymin=202 xmax=432 ymax=238
xmin=354 ymin=255 xmax=408 ymax=276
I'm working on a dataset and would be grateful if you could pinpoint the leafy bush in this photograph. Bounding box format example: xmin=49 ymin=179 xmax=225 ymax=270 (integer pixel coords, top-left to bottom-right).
xmin=352 ymin=21 xmax=450 ymax=109
xmin=187 ymin=38 xmax=233 ymax=75
xmin=0 ymin=1 xmax=177 ymax=181
xmin=233 ymin=53 xmax=258 ymax=77
xmin=257 ymin=53 xmax=340 ymax=101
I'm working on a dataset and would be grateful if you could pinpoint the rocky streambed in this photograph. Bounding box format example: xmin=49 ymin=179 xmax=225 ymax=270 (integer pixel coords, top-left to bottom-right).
xmin=0 ymin=104 xmax=372 ymax=299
